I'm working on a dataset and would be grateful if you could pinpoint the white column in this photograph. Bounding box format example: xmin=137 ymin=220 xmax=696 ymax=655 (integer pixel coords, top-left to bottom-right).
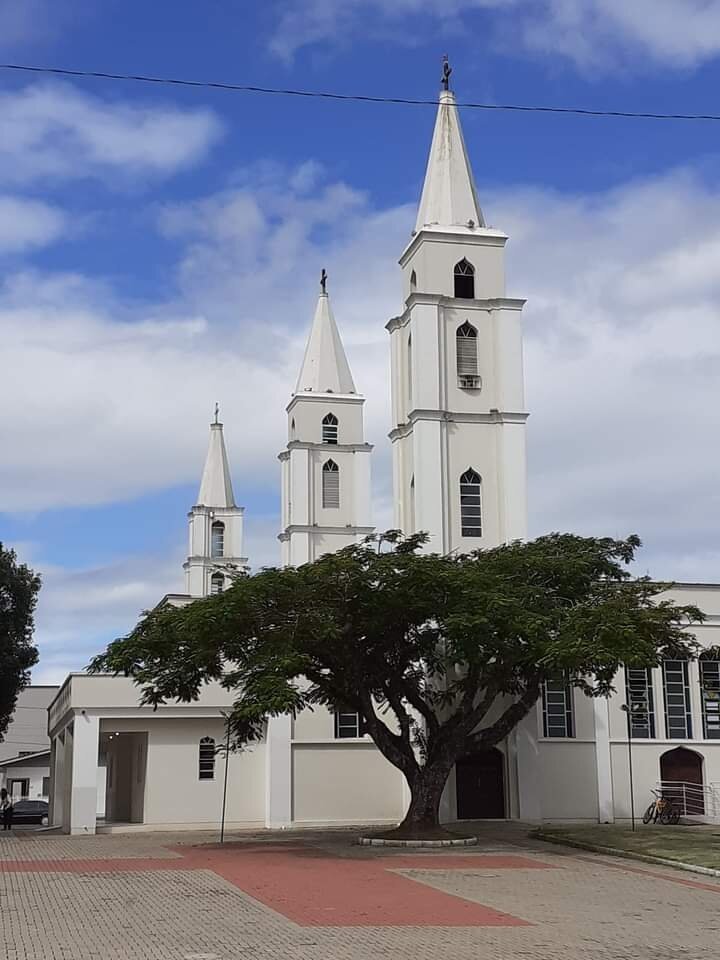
xmin=265 ymin=714 xmax=292 ymax=828
xmin=515 ymin=711 xmax=542 ymax=821
xmin=593 ymin=696 xmax=614 ymax=822
xmin=69 ymin=714 xmax=100 ymax=835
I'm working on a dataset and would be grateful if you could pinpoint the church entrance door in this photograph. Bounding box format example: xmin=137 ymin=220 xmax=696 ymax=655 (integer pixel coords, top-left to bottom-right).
xmin=456 ymin=748 xmax=505 ymax=819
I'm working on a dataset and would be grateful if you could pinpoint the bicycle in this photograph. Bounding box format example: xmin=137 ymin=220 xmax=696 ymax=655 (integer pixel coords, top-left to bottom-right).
xmin=642 ymin=788 xmax=681 ymax=825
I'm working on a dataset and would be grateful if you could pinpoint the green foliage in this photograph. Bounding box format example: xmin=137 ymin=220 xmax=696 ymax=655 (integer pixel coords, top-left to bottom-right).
xmin=0 ymin=543 xmax=41 ymax=740
xmin=91 ymin=532 xmax=699 ymax=789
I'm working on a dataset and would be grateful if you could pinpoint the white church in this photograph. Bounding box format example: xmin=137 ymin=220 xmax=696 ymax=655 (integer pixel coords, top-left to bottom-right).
xmin=48 ymin=75 xmax=720 ymax=834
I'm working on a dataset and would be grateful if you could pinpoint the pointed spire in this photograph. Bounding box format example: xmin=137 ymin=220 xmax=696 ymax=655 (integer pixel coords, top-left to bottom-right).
xmin=197 ymin=413 xmax=236 ymax=508
xmin=295 ymin=272 xmax=356 ymax=395
xmin=415 ymin=59 xmax=485 ymax=233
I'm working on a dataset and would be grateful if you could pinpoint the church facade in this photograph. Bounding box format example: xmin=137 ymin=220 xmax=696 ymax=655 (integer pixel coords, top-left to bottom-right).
xmin=48 ymin=76 xmax=720 ymax=834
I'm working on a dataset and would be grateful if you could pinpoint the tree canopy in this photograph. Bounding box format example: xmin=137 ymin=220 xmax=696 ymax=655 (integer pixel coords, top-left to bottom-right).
xmin=91 ymin=532 xmax=700 ymax=834
xmin=0 ymin=543 xmax=41 ymax=741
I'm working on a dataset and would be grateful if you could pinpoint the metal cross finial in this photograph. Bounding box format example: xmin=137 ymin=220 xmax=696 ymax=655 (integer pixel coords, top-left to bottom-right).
xmin=441 ymin=55 xmax=452 ymax=92
xmin=214 ymin=402 xmax=220 ymax=424
xmin=320 ymin=268 xmax=327 ymax=294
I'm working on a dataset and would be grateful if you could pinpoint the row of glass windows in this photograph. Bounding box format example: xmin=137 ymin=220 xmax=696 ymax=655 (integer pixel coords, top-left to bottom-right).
xmin=541 ymin=661 xmax=720 ymax=740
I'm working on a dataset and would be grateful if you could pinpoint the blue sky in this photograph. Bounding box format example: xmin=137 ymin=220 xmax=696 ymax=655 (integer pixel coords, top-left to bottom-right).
xmin=2 ymin=0 xmax=720 ymax=682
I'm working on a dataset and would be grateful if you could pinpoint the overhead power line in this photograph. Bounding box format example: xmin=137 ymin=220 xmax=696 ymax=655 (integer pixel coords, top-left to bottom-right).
xmin=2 ymin=62 xmax=720 ymax=122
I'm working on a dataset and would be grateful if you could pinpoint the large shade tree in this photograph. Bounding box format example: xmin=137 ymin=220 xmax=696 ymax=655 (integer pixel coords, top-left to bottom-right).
xmin=92 ymin=533 xmax=699 ymax=835
xmin=0 ymin=543 xmax=41 ymax=741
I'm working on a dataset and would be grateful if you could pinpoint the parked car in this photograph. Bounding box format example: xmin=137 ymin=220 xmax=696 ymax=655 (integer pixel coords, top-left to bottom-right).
xmin=11 ymin=799 xmax=48 ymax=825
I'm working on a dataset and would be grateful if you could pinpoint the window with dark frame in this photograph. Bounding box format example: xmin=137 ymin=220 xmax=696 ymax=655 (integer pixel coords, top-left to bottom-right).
xmin=210 ymin=573 xmax=224 ymax=596
xmin=542 ymin=680 xmax=575 ymax=738
xmin=625 ymin=667 xmax=656 ymax=738
xmin=322 ymin=413 xmax=338 ymax=444
xmin=42 ymin=776 xmax=50 ymax=796
xmin=334 ymin=711 xmax=363 ymax=739
xmin=453 ymin=258 xmax=475 ymax=299
xmin=662 ymin=660 xmax=692 ymax=739
xmin=700 ymin=659 xmax=720 ymax=739
xmin=460 ymin=469 xmax=482 ymax=537
xmin=198 ymin=736 xmax=216 ymax=780
xmin=456 ymin=321 xmax=479 ymax=386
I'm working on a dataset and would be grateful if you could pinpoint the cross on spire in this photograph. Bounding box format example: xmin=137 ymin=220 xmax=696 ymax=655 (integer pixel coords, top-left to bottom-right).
xmin=441 ymin=55 xmax=452 ymax=92
xmin=214 ymin=402 xmax=220 ymax=424
xmin=320 ymin=268 xmax=328 ymax=294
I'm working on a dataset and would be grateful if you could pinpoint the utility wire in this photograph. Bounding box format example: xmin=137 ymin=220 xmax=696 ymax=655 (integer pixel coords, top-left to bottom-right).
xmin=2 ymin=62 xmax=720 ymax=122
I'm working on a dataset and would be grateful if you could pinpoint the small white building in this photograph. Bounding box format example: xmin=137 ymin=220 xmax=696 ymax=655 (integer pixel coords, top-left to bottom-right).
xmin=47 ymin=70 xmax=720 ymax=833
xmin=0 ymin=750 xmax=51 ymax=801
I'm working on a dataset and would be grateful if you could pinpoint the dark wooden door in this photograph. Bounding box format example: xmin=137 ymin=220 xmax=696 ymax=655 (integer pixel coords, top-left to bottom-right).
xmin=660 ymin=747 xmax=704 ymax=814
xmin=456 ymin=749 xmax=505 ymax=819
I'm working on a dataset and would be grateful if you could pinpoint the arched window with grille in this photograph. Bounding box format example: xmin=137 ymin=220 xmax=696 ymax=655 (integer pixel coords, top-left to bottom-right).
xmin=454 ymin=258 xmax=475 ymax=299
xmin=210 ymin=573 xmax=224 ymax=596
xmin=322 ymin=412 xmax=338 ymax=444
xmin=460 ymin=469 xmax=482 ymax=537
xmin=322 ymin=459 xmax=340 ymax=508
xmin=198 ymin=737 xmax=216 ymax=780
xmin=211 ymin=521 xmax=225 ymax=558
xmin=456 ymin=321 xmax=479 ymax=387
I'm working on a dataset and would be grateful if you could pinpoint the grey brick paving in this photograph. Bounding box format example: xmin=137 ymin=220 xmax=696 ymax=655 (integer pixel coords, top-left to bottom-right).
xmin=1 ymin=829 xmax=719 ymax=959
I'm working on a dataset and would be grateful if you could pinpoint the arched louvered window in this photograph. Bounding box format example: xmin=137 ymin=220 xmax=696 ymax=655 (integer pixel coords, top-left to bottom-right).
xmin=410 ymin=269 xmax=417 ymax=292
xmin=210 ymin=573 xmax=224 ymax=596
xmin=454 ymin=258 xmax=475 ymax=299
xmin=198 ymin=737 xmax=216 ymax=780
xmin=322 ymin=412 xmax=338 ymax=444
xmin=460 ymin=469 xmax=482 ymax=537
xmin=407 ymin=333 xmax=413 ymax=412
xmin=456 ymin=321 xmax=479 ymax=386
xmin=322 ymin=459 xmax=340 ymax=508
xmin=211 ymin=521 xmax=225 ymax=558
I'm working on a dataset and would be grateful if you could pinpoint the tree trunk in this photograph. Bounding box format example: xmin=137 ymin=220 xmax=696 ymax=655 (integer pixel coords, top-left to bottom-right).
xmin=398 ymin=762 xmax=453 ymax=834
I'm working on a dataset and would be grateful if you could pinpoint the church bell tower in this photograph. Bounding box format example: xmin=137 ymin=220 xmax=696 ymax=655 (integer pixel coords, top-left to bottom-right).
xmin=279 ymin=274 xmax=374 ymax=566
xmin=184 ymin=412 xmax=248 ymax=597
xmin=388 ymin=60 xmax=528 ymax=554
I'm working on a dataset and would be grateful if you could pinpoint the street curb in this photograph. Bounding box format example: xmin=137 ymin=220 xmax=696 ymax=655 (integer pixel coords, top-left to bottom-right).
xmin=532 ymin=831 xmax=720 ymax=879
xmin=358 ymin=836 xmax=479 ymax=848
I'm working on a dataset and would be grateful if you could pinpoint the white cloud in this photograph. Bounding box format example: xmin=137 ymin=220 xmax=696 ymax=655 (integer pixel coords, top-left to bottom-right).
xmin=270 ymin=0 xmax=720 ymax=70
xmin=4 ymin=161 xmax=720 ymax=675
xmin=0 ymin=84 xmax=223 ymax=186
xmin=0 ymin=195 xmax=67 ymax=253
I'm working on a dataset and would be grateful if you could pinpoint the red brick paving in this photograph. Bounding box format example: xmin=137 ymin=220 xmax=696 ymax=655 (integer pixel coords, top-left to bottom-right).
xmin=0 ymin=845 xmax=553 ymax=927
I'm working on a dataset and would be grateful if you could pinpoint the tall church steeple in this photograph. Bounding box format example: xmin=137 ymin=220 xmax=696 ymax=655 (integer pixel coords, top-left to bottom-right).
xmin=388 ymin=62 xmax=528 ymax=554
xmin=184 ymin=413 xmax=248 ymax=597
xmin=279 ymin=275 xmax=373 ymax=567
xmin=415 ymin=63 xmax=485 ymax=233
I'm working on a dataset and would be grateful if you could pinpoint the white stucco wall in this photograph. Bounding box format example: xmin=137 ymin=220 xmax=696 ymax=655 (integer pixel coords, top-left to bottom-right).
xmin=0 ymin=763 xmax=50 ymax=799
xmin=292 ymin=742 xmax=404 ymax=824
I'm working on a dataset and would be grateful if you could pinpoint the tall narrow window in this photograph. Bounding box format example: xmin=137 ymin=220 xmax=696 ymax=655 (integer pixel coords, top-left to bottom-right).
xmin=211 ymin=521 xmax=225 ymax=558
xmin=410 ymin=269 xmax=417 ymax=292
xmin=700 ymin=659 xmax=720 ymax=739
xmin=322 ymin=459 xmax=340 ymax=508
xmin=663 ymin=660 xmax=692 ymax=739
xmin=454 ymin=258 xmax=475 ymax=299
xmin=198 ymin=737 xmax=216 ymax=780
xmin=322 ymin=412 xmax=338 ymax=444
xmin=456 ymin=321 xmax=479 ymax=387
xmin=210 ymin=573 xmax=224 ymax=596
xmin=542 ymin=680 xmax=574 ymax=738
xmin=625 ymin=667 xmax=656 ymax=738
xmin=335 ymin=711 xmax=363 ymax=738
xmin=407 ymin=333 xmax=413 ymax=413
xmin=460 ymin=469 xmax=482 ymax=537
xmin=409 ymin=476 xmax=416 ymax=534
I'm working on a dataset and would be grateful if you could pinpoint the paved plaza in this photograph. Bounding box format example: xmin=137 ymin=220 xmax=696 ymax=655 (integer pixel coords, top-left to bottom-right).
xmin=1 ymin=825 xmax=719 ymax=960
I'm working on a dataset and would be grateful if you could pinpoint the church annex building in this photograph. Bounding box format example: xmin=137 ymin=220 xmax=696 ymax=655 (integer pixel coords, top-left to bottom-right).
xmin=48 ymin=77 xmax=720 ymax=834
